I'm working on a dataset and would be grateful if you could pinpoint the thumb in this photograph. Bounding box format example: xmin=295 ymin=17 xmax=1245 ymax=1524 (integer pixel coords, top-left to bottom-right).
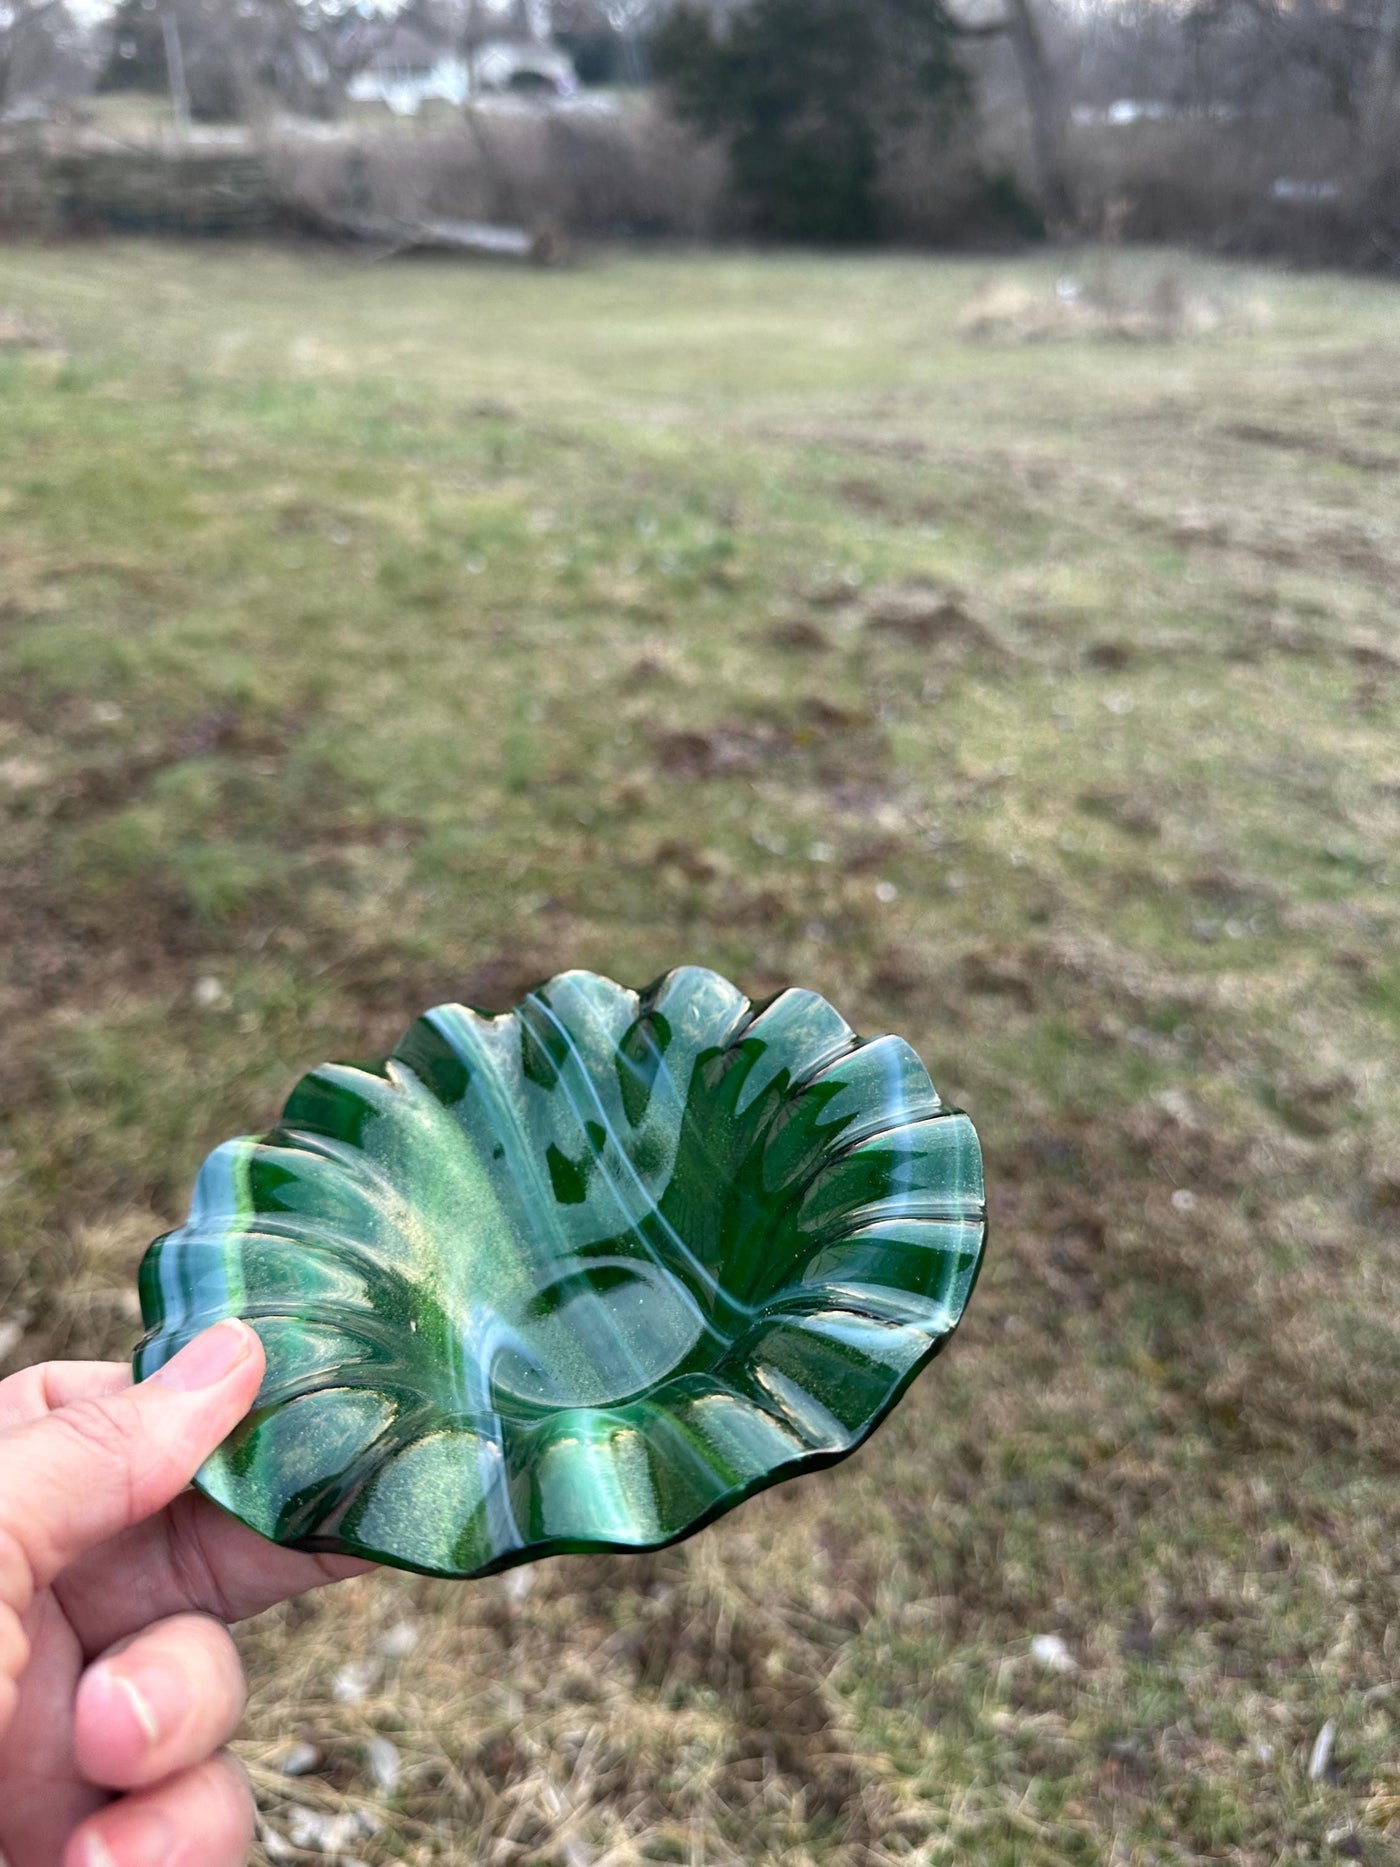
xmin=0 ymin=1321 xmax=265 ymax=1616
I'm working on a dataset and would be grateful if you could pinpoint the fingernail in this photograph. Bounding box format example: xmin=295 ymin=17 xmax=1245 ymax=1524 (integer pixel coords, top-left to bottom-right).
xmin=79 ymin=1811 xmax=175 ymax=1867
xmin=149 ymin=1319 xmax=255 ymax=1392
xmin=90 ymin=1654 xmax=187 ymax=1751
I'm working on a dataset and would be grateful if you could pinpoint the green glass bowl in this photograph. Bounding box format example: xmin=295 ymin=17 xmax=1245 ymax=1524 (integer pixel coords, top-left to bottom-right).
xmin=135 ymin=967 xmax=986 ymax=1578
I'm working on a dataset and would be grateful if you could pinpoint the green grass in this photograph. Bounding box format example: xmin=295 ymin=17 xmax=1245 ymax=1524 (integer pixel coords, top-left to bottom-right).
xmin=2 ymin=239 xmax=1398 ymax=1866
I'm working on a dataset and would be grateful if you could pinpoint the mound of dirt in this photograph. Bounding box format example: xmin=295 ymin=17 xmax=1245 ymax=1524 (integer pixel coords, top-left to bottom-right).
xmin=0 ymin=310 xmax=62 ymax=353
xmin=957 ymin=272 xmax=1254 ymax=344
xmin=863 ymin=582 xmax=1004 ymax=655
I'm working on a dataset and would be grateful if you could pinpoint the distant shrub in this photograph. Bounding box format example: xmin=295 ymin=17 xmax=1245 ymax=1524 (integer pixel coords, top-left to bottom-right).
xmin=1067 ymin=114 xmax=1400 ymax=266
xmin=99 ymin=0 xmax=242 ymax=122
xmin=268 ymin=100 xmax=726 ymax=242
xmin=652 ymin=0 xmax=972 ymax=242
xmin=556 ymin=30 xmax=634 ymax=88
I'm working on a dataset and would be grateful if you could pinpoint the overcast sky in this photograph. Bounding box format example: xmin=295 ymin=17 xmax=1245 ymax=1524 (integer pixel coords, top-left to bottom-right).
xmin=68 ymin=0 xmax=536 ymax=12
xmin=68 ymin=1 xmax=409 ymax=18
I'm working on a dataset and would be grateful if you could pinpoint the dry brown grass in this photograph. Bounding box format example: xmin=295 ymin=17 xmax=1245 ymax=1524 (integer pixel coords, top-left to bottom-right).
xmin=956 ymin=265 xmax=1261 ymax=343
xmin=0 ymin=308 xmax=61 ymax=351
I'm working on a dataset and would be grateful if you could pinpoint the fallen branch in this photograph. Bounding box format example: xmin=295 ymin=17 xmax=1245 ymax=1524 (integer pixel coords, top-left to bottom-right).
xmin=302 ymin=207 xmax=560 ymax=262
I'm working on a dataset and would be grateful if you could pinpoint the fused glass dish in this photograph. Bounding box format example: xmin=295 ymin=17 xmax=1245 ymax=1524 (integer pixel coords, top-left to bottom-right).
xmin=135 ymin=967 xmax=986 ymax=1578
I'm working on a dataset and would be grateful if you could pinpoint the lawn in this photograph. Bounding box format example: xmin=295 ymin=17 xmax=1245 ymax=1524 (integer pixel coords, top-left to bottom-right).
xmin=1 ymin=238 xmax=1397 ymax=1866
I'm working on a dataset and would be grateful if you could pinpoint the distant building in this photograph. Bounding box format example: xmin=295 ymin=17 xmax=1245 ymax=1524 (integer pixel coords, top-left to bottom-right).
xmin=472 ymin=39 xmax=578 ymax=99
xmin=346 ymin=25 xmax=470 ymax=113
xmin=344 ymin=13 xmax=576 ymax=116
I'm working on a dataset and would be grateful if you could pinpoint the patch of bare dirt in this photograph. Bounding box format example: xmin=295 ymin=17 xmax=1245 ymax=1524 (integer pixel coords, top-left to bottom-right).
xmin=754 ymin=422 xmax=931 ymax=464
xmin=804 ymin=574 xmax=866 ymax=609
xmin=651 ymin=838 xmax=730 ymax=885
xmin=623 ymin=640 xmax=695 ymax=687
xmin=767 ymin=616 xmax=832 ymax=653
xmin=959 ymin=950 xmax=1041 ymax=1012
xmin=1231 ymin=519 xmax=1400 ymax=589
xmin=46 ymin=707 xmax=270 ymax=822
xmin=862 ymin=583 xmax=1004 ymax=657
xmin=713 ymin=882 xmax=795 ymax=930
xmin=1083 ymin=638 xmax=1135 ymax=670
xmin=1224 ymin=421 xmax=1399 ymax=475
xmin=1186 ymin=867 xmax=1281 ymax=918
xmin=835 ymin=477 xmax=898 ymax=516
xmin=799 ymin=695 xmax=871 ymax=733
xmin=865 ymin=945 xmax=923 ymax=1010
xmin=652 ymin=701 xmax=888 ymax=790
xmin=1347 ymin=639 xmax=1400 ymax=674
xmin=327 ymin=946 xmax=570 ymax=1022
xmin=963 ymin=932 xmax=1212 ymax=1038
xmin=0 ymin=309 xmax=63 ymax=353
xmin=1077 ymin=787 xmax=1163 ymax=838
xmin=980 ymin=1069 xmax=1396 ymax=1474
xmin=0 ymin=854 xmax=205 ymax=1042
xmin=652 ymin=723 xmax=789 ymax=780
xmin=1168 ymin=510 xmax=1234 ymax=550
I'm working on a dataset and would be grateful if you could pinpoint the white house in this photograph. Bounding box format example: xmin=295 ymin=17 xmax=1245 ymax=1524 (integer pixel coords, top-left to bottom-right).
xmin=345 ymin=26 xmax=470 ymax=114
xmin=344 ymin=11 xmax=577 ymax=117
xmin=472 ymin=38 xmax=577 ymax=99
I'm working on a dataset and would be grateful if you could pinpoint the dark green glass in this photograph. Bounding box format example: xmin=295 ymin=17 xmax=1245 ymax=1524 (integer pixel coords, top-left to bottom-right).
xmin=135 ymin=968 xmax=986 ymax=1578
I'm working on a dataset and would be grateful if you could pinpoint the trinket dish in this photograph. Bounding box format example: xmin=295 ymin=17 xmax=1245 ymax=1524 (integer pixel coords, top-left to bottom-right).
xmin=135 ymin=967 xmax=986 ymax=1577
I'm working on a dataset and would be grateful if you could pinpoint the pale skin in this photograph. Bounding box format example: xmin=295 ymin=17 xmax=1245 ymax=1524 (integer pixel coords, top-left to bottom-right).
xmin=0 ymin=1319 xmax=373 ymax=1867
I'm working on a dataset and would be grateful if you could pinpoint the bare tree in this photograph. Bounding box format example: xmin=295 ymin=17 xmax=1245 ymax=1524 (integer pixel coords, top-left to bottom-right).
xmin=999 ymin=0 xmax=1071 ymax=223
xmin=1362 ymin=0 xmax=1400 ymax=144
xmin=948 ymin=0 xmax=1073 ymax=226
xmin=161 ymin=9 xmax=190 ymax=128
xmin=102 ymin=0 xmax=341 ymax=120
xmin=602 ymin=0 xmax=658 ymax=81
xmin=0 ymin=0 xmax=73 ymax=114
xmin=1061 ymin=0 xmax=1396 ymax=126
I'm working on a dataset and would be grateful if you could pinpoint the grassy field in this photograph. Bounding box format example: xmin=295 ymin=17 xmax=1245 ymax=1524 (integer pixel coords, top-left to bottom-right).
xmin=1 ymin=239 xmax=1398 ymax=1866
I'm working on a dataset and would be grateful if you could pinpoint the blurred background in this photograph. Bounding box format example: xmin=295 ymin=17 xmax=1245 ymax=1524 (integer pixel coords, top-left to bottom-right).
xmin=1 ymin=0 xmax=1399 ymax=255
xmin=1 ymin=2 xmax=1398 ymax=1863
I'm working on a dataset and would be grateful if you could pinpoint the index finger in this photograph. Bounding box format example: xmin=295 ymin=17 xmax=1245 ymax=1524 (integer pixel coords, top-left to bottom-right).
xmin=56 ymin=1489 xmax=373 ymax=1658
xmin=0 ymin=1361 xmax=133 ymax=1432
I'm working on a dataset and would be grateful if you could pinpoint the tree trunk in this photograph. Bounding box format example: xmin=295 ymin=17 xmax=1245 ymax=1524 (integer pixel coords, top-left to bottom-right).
xmin=161 ymin=12 xmax=190 ymax=134
xmin=1362 ymin=0 xmax=1400 ymax=152
xmin=1001 ymin=0 xmax=1074 ymax=229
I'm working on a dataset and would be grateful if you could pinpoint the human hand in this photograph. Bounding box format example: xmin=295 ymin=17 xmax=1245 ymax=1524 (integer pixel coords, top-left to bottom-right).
xmin=0 ymin=1321 xmax=371 ymax=1867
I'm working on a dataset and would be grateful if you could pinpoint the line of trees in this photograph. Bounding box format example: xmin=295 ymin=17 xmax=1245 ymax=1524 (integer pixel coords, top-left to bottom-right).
xmin=89 ymin=0 xmax=672 ymax=118
xmin=4 ymin=0 xmax=1395 ymax=133
xmin=0 ymin=0 xmax=89 ymax=116
xmin=98 ymin=0 xmax=358 ymax=122
xmin=2 ymin=0 xmax=1398 ymax=258
xmin=1066 ymin=0 xmax=1400 ymax=131
xmin=653 ymin=0 xmax=1400 ymax=239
